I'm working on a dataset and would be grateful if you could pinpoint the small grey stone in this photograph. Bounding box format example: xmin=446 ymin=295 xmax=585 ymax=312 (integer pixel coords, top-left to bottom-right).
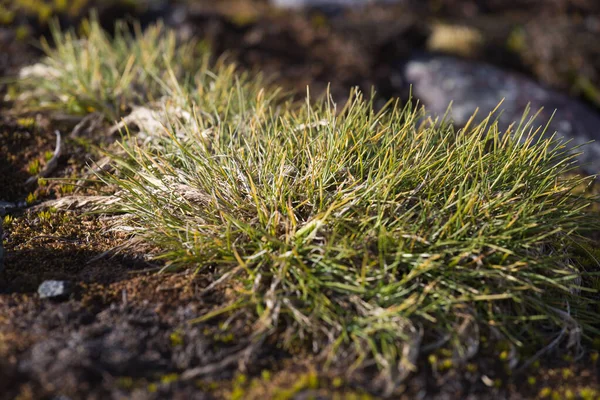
xmin=38 ymin=280 xmax=73 ymax=300
xmin=0 ymin=200 xmax=16 ymax=209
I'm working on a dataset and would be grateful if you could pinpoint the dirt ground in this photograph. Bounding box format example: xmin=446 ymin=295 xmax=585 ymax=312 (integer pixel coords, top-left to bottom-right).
xmin=1 ymin=1 xmax=600 ymax=399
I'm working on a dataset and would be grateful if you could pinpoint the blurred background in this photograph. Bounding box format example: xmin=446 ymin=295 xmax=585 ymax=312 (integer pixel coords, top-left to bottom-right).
xmin=2 ymin=0 xmax=600 ymax=168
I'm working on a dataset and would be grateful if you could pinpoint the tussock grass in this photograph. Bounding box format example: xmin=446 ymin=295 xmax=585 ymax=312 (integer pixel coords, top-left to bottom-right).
xmin=106 ymin=89 xmax=598 ymax=388
xmin=11 ymin=16 xmax=204 ymax=120
xmin=15 ymin=18 xmax=600 ymax=393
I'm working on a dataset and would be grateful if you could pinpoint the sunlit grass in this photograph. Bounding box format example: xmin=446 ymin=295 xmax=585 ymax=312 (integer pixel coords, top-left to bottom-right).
xmin=11 ymin=15 xmax=205 ymax=120
xmin=105 ymin=85 xmax=598 ymax=390
xmin=14 ymin=17 xmax=600 ymax=393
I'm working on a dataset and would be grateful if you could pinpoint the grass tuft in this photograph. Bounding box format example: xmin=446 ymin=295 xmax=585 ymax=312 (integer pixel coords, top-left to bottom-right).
xmin=13 ymin=18 xmax=600 ymax=393
xmin=104 ymin=87 xmax=598 ymax=390
xmin=11 ymin=15 xmax=205 ymax=120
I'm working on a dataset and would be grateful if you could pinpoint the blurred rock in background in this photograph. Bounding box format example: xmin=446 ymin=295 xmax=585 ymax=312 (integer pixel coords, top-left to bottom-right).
xmin=399 ymin=54 xmax=600 ymax=174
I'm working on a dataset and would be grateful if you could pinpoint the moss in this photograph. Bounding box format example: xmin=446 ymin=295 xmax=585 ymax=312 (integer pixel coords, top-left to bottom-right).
xmin=53 ymin=0 xmax=68 ymax=12
xmin=261 ymin=370 xmax=271 ymax=381
xmin=306 ymin=371 xmax=318 ymax=389
xmin=160 ymin=373 xmax=179 ymax=385
xmin=310 ymin=13 xmax=328 ymax=29
xmin=0 ymin=6 xmax=15 ymax=24
xmin=59 ymin=182 xmax=75 ymax=195
xmin=169 ymin=331 xmax=184 ymax=347
xmin=214 ymin=331 xmax=235 ymax=343
xmin=579 ymin=387 xmax=599 ymax=400
xmin=272 ymin=370 xmax=320 ymax=399
xmin=439 ymin=348 xmax=453 ymax=358
xmin=562 ymin=354 xmax=574 ymax=363
xmin=499 ymin=350 xmax=509 ymax=361
xmin=229 ymin=373 xmax=249 ymax=400
xmin=16 ymin=118 xmax=35 ymax=129
xmin=564 ymin=389 xmax=575 ymax=400
xmin=15 ymin=25 xmax=30 ymax=41
xmin=551 ymin=391 xmax=562 ymax=400
xmin=216 ymin=367 xmax=376 ymax=400
xmin=562 ymin=368 xmax=574 ymax=379
xmin=4 ymin=0 xmax=90 ymax=26
xmin=26 ymin=159 xmax=40 ymax=175
xmin=438 ymin=358 xmax=454 ymax=371
xmin=116 ymin=377 xmax=134 ymax=390
xmin=231 ymin=12 xmax=258 ymax=27
xmin=506 ymin=26 xmax=526 ymax=54
xmin=37 ymin=210 xmax=52 ymax=223
xmin=539 ymin=387 xmax=552 ymax=398
xmin=231 ymin=386 xmax=246 ymax=400
xmin=43 ymin=150 xmax=54 ymax=162
xmin=195 ymin=380 xmax=219 ymax=391
xmin=25 ymin=192 xmax=37 ymax=205
xmin=3 ymin=215 xmax=14 ymax=227
xmin=235 ymin=374 xmax=247 ymax=385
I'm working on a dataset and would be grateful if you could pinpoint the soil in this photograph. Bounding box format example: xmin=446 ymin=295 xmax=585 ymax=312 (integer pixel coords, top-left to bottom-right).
xmin=1 ymin=1 xmax=600 ymax=399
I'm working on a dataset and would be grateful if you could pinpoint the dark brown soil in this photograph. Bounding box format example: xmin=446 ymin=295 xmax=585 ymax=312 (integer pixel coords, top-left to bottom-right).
xmin=1 ymin=1 xmax=600 ymax=399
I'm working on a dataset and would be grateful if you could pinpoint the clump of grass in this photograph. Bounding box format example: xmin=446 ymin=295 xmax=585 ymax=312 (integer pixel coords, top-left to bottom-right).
xmin=15 ymin=17 xmax=599 ymax=394
xmin=12 ymin=15 xmax=204 ymax=120
xmin=103 ymin=80 xmax=598 ymax=392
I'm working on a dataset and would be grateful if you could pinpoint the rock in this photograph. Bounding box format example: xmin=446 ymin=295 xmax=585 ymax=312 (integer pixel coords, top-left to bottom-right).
xmin=398 ymin=54 xmax=600 ymax=175
xmin=0 ymin=200 xmax=26 ymax=210
xmin=0 ymin=200 xmax=16 ymax=209
xmin=38 ymin=280 xmax=73 ymax=301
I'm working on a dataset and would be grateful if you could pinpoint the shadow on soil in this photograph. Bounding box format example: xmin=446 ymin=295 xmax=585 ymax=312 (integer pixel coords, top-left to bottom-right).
xmin=2 ymin=246 xmax=153 ymax=295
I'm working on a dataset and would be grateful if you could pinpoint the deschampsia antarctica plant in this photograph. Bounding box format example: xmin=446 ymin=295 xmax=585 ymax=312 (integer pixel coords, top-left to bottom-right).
xmin=13 ymin=17 xmax=599 ymax=394
xmin=104 ymin=82 xmax=597 ymax=391
xmin=11 ymin=16 xmax=204 ymax=120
